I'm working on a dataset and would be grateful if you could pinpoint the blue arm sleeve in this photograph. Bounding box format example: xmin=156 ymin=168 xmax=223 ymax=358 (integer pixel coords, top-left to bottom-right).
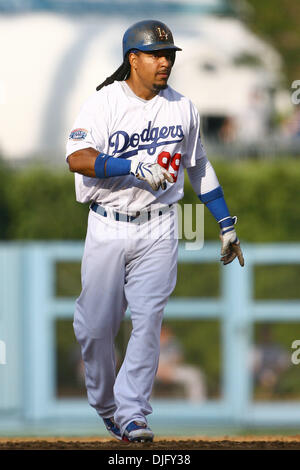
xmin=94 ymin=153 xmax=131 ymax=178
xmin=198 ymin=186 xmax=233 ymax=228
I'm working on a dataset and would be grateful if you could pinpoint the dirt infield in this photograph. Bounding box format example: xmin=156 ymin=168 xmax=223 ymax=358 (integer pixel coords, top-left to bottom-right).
xmin=1 ymin=436 xmax=300 ymax=450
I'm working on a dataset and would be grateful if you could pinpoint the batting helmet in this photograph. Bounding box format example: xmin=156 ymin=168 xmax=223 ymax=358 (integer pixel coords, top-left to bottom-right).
xmin=122 ymin=20 xmax=182 ymax=60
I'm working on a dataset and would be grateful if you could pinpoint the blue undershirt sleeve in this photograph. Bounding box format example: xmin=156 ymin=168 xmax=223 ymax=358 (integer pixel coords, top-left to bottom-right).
xmin=198 ymin=186 xmax=233 ymax=228
xmin=94 ymin=153 xmax=131 ymax=178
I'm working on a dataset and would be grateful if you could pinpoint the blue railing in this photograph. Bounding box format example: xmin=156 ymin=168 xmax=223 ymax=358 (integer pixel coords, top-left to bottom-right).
xmin=1 ymin=241 xmax=300 ymax=428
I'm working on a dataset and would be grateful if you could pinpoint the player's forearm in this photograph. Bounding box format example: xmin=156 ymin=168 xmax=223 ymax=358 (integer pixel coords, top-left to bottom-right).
xmin=68 ymin=148 xmax=131 ymax=178
xmin=187 ymin=158 xmax=233 ymax=229
xmin=199 ymin=187 xmax=234 ymax=229
xmin=67 ymin=148 xmax=99 ymax=177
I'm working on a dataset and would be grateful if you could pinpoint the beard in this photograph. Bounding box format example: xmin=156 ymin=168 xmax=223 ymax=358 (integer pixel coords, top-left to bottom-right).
xmin=152 ymin=83 xmax=168 ymax=92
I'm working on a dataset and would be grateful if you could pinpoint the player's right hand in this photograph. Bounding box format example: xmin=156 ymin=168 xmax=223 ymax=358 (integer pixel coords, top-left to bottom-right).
xmin=130 ymin=157 xmax=174 ymax=191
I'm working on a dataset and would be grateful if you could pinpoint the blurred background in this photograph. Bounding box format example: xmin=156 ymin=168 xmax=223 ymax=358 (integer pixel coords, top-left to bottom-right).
xmin=0 ymin=0 xmax=300 ymax=438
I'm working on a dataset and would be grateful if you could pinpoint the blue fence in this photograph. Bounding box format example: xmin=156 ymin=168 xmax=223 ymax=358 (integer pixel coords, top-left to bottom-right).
xmin=1 ymin=241 xmax=300 ymax=432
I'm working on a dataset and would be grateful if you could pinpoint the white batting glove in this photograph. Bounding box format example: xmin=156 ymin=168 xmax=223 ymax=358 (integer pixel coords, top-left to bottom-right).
xmin=130 ymin=157 xmax=174 ymax=191
xmin=219 ymin=216 xmax=244 ymax=266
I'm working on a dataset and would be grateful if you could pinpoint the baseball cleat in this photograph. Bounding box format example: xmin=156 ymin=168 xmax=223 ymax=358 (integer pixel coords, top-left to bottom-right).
xmin=122 ymin=421 xmax=154 ymax=442
xmin=103 ymin=417 xmax=122 ymax=441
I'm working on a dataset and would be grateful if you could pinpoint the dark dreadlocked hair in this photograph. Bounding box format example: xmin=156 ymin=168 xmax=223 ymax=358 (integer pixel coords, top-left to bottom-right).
xmin=96 ymin=49 xmax=176 ymax=91
xmin=96 ymin=53 xmax=131 ymax=91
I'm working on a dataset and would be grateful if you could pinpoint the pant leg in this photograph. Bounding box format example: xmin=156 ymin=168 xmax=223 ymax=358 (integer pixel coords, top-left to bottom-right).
xmin=73 ymin=210 xmax=127 ymax=418
xmin=114 ymin=209 xmax=178 ymax=434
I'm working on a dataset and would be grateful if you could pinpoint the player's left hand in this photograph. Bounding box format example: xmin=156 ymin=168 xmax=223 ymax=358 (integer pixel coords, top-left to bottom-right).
xmin=219 ymin=216 xmax=244 ymax=266
xmin=130 ymin=157 xmax=174 ymax=191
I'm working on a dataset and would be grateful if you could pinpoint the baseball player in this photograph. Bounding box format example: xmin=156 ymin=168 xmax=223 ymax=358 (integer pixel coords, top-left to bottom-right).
xmin=66 ymin=20 xmax=244 ymax=443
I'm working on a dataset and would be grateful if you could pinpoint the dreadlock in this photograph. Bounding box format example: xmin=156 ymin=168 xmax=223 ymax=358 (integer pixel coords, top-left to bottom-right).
xmin=96 ymin=54 xmax=131 ymax=91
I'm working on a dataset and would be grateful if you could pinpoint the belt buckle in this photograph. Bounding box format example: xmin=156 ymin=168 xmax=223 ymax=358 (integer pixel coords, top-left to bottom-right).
xmin=131 ymin=210 xmax=149 ymax=224
xmin=130 ymin=211 xmax=140 ymax=222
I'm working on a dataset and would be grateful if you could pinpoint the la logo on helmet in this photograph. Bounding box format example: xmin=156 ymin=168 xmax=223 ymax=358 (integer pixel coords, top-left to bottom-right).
xmin=156 ymin=27 xmax=169 ymax=41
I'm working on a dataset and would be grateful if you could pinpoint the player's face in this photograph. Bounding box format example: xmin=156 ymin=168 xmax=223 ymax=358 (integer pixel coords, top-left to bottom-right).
xmin=131 ymin=50 xmax=175 ymax=94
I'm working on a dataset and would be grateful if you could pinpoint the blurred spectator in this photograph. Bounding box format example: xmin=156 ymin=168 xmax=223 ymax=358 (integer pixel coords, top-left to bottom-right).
xmin=251 ymin=325 xmax=290 ymax=394
xmin=155 ymin=325 xmax=207 ymax=402
xmin=218 ymin=116 xmax=237 ymax=143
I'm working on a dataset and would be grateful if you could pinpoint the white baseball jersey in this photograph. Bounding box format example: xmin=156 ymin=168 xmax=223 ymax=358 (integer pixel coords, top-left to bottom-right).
xmin=66 ymin=80 xmax=206 ymax=213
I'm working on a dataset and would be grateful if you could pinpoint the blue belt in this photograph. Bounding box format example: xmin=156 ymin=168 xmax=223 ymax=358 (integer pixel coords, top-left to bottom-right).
xmin=90 ymin=202 xmax=172 ymax=223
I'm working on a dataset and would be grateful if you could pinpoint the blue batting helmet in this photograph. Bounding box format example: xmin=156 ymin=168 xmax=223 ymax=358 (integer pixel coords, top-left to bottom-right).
xmin=122 ymin=20 xmax=182 ymax=60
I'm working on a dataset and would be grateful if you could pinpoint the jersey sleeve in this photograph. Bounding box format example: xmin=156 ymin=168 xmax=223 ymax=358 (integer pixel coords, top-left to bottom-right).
xmin=182 ymin=102 xmax=207 ymax=169
xmin=65 ymin=92 xmax=107 ymax=161
xmin=186 ymin=157 xmax=220 ymax=196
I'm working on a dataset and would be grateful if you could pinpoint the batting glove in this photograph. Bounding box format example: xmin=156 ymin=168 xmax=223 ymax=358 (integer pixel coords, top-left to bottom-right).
xmin=219 ymin=216 xmax=244 ymax=267
xmin=130 ymin=157 xmax=174 ymax=191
